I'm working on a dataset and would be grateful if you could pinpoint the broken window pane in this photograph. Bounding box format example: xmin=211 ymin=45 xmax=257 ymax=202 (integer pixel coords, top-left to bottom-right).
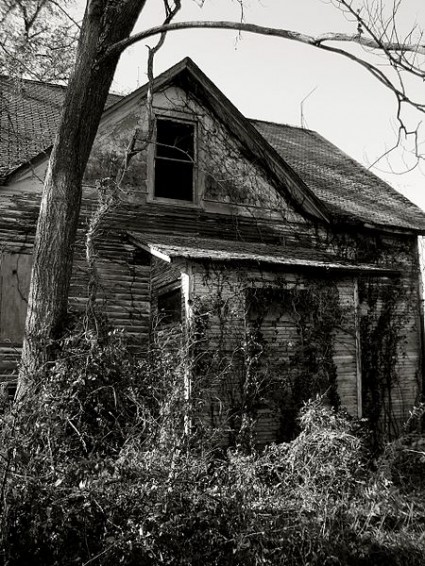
xmin=157 ymin=288 xmax=182 ymax=326
xmin=154 ymin=119 xmax=195 ymax=201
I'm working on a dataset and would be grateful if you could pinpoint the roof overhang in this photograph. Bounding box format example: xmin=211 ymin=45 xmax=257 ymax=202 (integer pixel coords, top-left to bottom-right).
xmin=127 ymin=231 xmax=401 ymax=276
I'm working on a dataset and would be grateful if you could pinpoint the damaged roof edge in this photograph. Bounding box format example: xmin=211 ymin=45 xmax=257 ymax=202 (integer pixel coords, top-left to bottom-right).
xmin=127 ymin=231 xmax=401 ymax=275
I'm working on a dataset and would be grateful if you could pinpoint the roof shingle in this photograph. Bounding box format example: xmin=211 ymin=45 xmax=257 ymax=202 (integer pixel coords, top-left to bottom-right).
xmin=252 ymin=119 xmax=425 ymax=232
xmin=0 ymin=76 xmax=121 ymax=179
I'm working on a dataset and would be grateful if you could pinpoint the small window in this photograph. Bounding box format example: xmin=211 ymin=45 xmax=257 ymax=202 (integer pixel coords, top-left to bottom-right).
xmin=154 ymin=118 xmax=195 ymax=202
xmin=157 ymin=288 xmax=182 ymax=327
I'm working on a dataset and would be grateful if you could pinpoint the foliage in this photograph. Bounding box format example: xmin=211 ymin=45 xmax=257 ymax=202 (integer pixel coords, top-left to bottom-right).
xmin=1 ymin=330 xmax=425 ymax=565
xmin=0 ymin=0 xmax=78 ymax=81
xmin=190 ymin=277 xmax=346 ymax=445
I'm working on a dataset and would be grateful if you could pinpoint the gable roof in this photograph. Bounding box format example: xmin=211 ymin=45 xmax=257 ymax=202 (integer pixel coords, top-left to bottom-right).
xmin=253 ymin=120 xmax=425 ymax=233
xmin=102 ymin=58 xmax=329 ymax=223
xmin=1 ymin=59 xmax=425 ymax=233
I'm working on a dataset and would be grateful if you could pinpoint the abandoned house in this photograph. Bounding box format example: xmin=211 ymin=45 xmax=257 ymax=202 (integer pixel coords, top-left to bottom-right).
xmin=1 ymin=57 xmax=425 ymax=443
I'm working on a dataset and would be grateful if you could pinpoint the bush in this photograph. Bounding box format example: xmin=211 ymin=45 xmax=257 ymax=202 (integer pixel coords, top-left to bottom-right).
xmin=1 ymin=330 xmax=424 ymax=565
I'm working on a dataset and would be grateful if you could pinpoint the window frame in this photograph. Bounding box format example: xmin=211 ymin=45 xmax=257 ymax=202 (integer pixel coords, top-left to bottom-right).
xmin=153 ymin=280 xmax=185 ymax=330
xmin=148 ymin=114 xmax=199 ymax=207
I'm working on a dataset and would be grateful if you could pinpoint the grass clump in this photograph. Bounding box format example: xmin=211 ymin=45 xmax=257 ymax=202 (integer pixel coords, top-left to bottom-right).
xmin=0 ymin=328 xmax=424 ymax=565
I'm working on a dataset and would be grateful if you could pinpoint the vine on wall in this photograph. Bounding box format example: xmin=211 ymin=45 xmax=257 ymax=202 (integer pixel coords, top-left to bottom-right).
xmin=359 ymin=276 xmax=411 ymax=439
xmin=148 ymin=254 xmax=418 ymax=450
xmin=247 ymin=281 xmax=342 ymax=442
xmin=187 ymin=267 xmax=347 ymax=447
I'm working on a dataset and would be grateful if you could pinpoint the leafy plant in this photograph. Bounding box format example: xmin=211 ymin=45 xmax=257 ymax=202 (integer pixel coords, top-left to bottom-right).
xmin=1 ymin=325 xmax=424 ymax=565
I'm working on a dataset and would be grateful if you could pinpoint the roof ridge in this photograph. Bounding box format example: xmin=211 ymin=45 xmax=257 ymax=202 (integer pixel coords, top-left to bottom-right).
xmin=2 ymin=60 xmax=424 ymax=231
xmin=0 ymin=75 xmax=67 ymax=89
xmin=249 ymin=117 xmax=317 ymax=135
xmin=0 ymin=75 xmax=125 ymax=99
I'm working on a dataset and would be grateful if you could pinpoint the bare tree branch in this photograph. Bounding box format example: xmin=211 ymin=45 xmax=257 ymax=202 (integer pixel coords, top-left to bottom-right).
xmin=100 ymin=18 xmax=425 ymax=130
xmin=0 ymin=0 xmax=79 ymax=81
xmin=103 ymin=20 xmax=425 ymax=61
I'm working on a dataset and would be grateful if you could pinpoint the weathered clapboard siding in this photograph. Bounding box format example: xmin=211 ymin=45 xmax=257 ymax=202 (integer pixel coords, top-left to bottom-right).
xmin=0 ymin=194 xmax=155 ymax=380
xmin=0 ymin=194 xmax=34 ymax=382
xmin=183 ymin=259 xmax=423 ymax=443
xmin=0 ymin=180 xmax=422 ymax=442
xmin=0 ymin=253 xmax=32 ymax=342
xmin=0 ymin=192 xmax=418 ymax=276
xmin=0 ymin=344 xmax=21 ymax=385
xmin=69 ymin=230 xmax=152 ymax=348
xmin=357 ymin=274 xmax=422 ymax=433
xmin=333 ymin=278 xmax=358 ymax=415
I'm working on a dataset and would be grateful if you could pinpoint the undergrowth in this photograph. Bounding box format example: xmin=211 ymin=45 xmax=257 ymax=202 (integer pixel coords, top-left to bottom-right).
xmin=0 ymin=325 xmax=424 ymax=565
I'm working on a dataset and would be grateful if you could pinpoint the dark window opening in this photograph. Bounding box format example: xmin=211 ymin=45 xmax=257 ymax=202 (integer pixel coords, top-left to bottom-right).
xmin=154 ymin=119 xmax=195 ymax=201
xmin=1 ymin=381 xmax=17 ymax=405
xmin=157 ymin=288 xmax=182 ymax=327
xmin=130 ymin=249 xmax=151 ymax=266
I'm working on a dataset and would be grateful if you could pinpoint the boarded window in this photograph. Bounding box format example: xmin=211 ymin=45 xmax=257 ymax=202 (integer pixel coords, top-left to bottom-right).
xmin=0 ymin=253 xmax=32 ymax=343
xmin=154 ymin=119 xmax=195 ymax=201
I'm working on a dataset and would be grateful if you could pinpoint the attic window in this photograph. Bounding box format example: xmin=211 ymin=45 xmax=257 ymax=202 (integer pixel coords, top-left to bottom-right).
xmin=154 ymin=118 xmax=195 ymax=202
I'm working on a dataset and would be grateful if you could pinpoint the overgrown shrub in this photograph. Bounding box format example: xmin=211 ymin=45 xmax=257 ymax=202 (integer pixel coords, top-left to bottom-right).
xmin=1 ymin=328 xmax=424 ymax=565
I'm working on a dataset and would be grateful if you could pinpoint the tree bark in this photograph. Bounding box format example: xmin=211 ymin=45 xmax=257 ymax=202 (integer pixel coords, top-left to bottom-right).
xmin=18 ymin=0 xmax=146 ymax=394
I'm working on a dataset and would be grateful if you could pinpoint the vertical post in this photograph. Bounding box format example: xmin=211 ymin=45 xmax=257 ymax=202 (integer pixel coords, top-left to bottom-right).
xmin=354 ymin=278 xmax=363 ymax=418
xmin=416 ymin=237 xmax=425 ymax=407
xmin=181 ymin=269 xmax=193 ymax=435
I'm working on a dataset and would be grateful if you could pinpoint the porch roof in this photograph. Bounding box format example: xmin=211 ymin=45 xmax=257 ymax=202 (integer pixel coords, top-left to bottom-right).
xmin=127 ymin=232 xmax=399 ymax=275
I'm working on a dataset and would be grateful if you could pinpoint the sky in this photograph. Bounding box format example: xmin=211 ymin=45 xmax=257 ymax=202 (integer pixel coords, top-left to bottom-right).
xmin=74 ymin=0 xmax=425 ymax=210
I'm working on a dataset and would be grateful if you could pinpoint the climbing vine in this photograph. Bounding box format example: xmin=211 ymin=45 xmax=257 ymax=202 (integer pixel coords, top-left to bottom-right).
xmin=247 ymin=280 xmax=342 ymax=441
xmin=183 ymin=266 xmax=349 ymax=448
xmin=359 ymin=276 xmax=411 ymax=440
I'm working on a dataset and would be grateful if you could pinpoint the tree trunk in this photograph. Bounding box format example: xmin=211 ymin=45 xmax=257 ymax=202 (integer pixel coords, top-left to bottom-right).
xmin=18 ymin=0 xmax=146 ymax=394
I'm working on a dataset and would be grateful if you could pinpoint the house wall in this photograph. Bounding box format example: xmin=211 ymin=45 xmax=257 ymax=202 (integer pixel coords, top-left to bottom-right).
xmin=0 ymin=199 xmax=421 ymax=441
xmin=0 ymin=81 xmax=422 ymax=440
xmin=0 ymin=194 xmax=153 ymax=386
xmin=186 ymin=263 xmax=356 ymax=444
xmin=187 ymin=260 xmax=422 ymax=444
xmin=358 ymin=274 xmax=422 ymax=436
xmin=69 ymin=224 xmax=151 ymax=345
xmin=83 ymin=84 xmax=309 ymax=225
xmin=0 ymin=193 xmax=37 ymax=385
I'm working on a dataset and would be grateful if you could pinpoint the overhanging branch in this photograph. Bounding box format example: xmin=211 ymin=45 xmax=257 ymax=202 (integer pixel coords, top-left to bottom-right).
xmin=102 ymin=20 xmax=425 ymax=61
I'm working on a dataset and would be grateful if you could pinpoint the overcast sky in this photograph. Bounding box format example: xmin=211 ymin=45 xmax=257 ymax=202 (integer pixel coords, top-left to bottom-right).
xmin=75 ymin=0 xmax=425 ymax=210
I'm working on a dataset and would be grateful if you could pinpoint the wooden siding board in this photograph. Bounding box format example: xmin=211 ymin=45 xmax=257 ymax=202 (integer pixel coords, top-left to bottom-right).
xmin=0 ymin=253 xmax=32 ymax=343
xmin=189 ymin=265 xmax=362 ymax=444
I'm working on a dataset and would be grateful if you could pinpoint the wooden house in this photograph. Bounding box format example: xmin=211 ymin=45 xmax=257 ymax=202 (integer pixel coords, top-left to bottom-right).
xmin=1 ymin=58 xmax=425 ymax=443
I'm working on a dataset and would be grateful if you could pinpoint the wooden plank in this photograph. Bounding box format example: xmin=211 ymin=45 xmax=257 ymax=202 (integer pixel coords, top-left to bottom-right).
xmin=0 ymin=253 xmax=32 ymax=343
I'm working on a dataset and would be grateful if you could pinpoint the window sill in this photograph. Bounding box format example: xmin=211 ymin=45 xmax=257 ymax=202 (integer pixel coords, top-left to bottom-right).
xmin=148 ymin=196 xmax=201 ymax=209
